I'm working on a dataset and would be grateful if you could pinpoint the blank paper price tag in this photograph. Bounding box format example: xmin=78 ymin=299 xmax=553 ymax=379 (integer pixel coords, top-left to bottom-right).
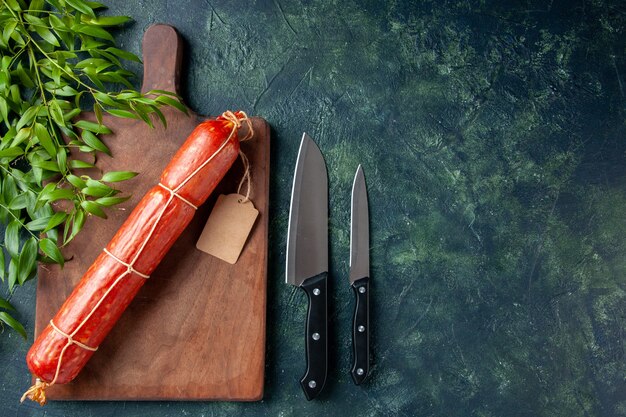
xmin=196 ymin=194 xmax=259 ymax=264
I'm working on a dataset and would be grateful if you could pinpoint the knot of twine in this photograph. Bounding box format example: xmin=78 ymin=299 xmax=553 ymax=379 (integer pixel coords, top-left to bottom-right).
xmin=49 ymin=320 xmax=98 ymax=352
xmin=20 ymin=378 xmax=49 ymax=406
xmin=221 ymin=111 xmax=254 ymax=204
xmin=157 ymin=183 xmax=198 ymax=210
xmin=221 ymin=110 xmax=254 ymax=142
xmin=103 ymin=248 xmax=151 ymax=279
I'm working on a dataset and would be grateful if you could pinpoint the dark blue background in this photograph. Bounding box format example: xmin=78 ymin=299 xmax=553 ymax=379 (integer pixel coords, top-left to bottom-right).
xmin=3 ymin=1 xmax=626 ymax=416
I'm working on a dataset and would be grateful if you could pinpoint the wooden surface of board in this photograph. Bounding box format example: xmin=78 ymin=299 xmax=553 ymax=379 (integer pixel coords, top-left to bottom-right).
xmin=34 ymin=24 xmax=269 ymax=401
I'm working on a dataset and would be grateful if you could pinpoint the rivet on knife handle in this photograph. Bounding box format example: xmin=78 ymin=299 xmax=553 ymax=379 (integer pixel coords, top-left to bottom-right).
xmin=351 ymin=276 xmax=370 ymax=384
xmin=300 ymin=272 xmax=328 ymax=400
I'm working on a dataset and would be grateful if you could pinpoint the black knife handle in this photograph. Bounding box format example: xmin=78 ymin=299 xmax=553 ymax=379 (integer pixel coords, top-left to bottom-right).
xmin=351 ymin=277 xmax=370 ymax=385
xmin=299 ymin=272 xmax=328 ymax=400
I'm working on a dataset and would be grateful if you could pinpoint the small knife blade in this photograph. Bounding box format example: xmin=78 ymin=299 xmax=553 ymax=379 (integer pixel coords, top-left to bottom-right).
xmin=286 ymin=132 xmax=328 ymax=400
xmin=350 ymin=164 xmax=370 ymax=384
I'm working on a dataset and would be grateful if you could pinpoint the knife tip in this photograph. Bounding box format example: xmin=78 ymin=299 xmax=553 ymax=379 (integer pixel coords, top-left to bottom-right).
xmin=354 ymin=164 xmax=365 ymax=184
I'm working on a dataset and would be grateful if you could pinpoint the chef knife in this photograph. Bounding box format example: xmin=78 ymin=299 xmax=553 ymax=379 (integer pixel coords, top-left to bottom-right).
xmin=350 ymin=165 xmax=370 ymax=384
xmin=286 ymin=132 xmax=329 ymax=400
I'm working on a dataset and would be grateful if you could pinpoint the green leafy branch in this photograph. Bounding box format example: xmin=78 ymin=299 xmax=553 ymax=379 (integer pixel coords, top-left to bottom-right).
xmin=0 ymin=0 xmax=186 ymax=338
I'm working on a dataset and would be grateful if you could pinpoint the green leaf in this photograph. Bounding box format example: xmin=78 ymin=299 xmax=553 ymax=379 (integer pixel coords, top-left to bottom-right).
xmin=49 ymin=14 xmax=67 ymax=32
xmin=101 ymin=171 xmax=138 ymax=182
xmin=34 ymin=123 xmax=57 ymax=157
xmin=39 ymin=184 xmax=74 ymax=203
xmin=31 ymin=160 xmax=61 ymax=172
xmin=26 ymin=216 xmax=52 ymax=231
xmin=7 ymin=259 xmax=17 ymax=292
xmin=80 ymin=200 xmax=106 ymax=218
xmin=74 ymin=120 xmax=111 ymax=134
xmin=0 ymin=96 xmax=8 ymax=123
xmin=37 ymin=182 xmax=56 ymax=202
xmin=44 ymin=211 xmax=67 ymax=233
xmin=94 ymin=91 xmax=117 ymax=106
xmin=86 ymin=1 xmax=106 ymax=8
xmin=2 ymin=127 xmax=17 ymax=146
xmin=39 ymin=238 xmax=64 ymax=267
xmin=16 ymin=106 xmax=39 ymax=132
xmin=105 ymin=108 xmax=138 ymax=119
xmin=69 ymin=159 xmax=95 ymax=169
xmin=66 ymin=174 xmax=86 ymax=189
xmin=155 ymin=95 xmax=188 ymax=114
xmin=0 ymin=147 xmax=23 ymax=159
xmin=50 ymin=100 xmax=65 ymax=125
xmin=105 ymin=47 xmax=141 ymax=62
xmin=57 ymin=148 xmax=68 ymax=173
xmin=12 ymin=128 xmax=31 ymax=147
xmin=18 ymin=238 xmax=37 ymax=285
xmin=46 ymin=84 xmax=79 ymax=97
xmin=94 ymin=103 xmax=103 ymax=125
xmin=34 ymin=25 xmax=60 ymax=47
xmin=4 ymin=220 xmax=20 ymax=259
xmin=67 ymin=209 xmax=85 ymax=243
xmin=87 ymin=16 xmax=132 ymax=26
xmin=63 ymin=108 xmax=81 ymax=121
xmin=3 ymin=175 xmax=17 ymax=203
xmin=0 ymin=250 xmax=5 ymax=282
xmin=4 ymin=0 xmax=21 ymax=11
xmin=8 ymin=84 xmax=20 ymax=103
xmin=14 ymin=63 xmax=35 ymax=88
xmin=0 ymin=297 xmax=13 ymax=311
xmin=81 ymin=130 xmax=110 ymax=155
xmin=82 ymin=186 xmax=113 ymax=197
xmin=9 ymin=28 xmax=25 ymax=47
xmin=29 ymin=0 xmax=45 ymax=12
xmin=81 ymin=68 xmax=104 ymax=90
xmin=146 ymin=89 xmax=180 ymax=97
xmin=150 ymin=105 xmax=167 ymax=128
xmin=98 ymin=71 xmax=134 ymax=88
xmin=116 ymin=91 xmax=141 ymax=100
xmin=0 ymin=311 xmax=27 ymax=339
xmin=2 ymin=20 xmax=17 ymax=45
xmin=80 ymin=37 xmax=106 ymax=50
xmin=45 ymin=189 xmax=76 ymax=202
xmin=8 ymin=193 xmax=29 ymax=210
xmin=65 ymin=0 xmax=96 ymax=17
xmin=74 ymin=24 xmax=114 ymax=41
xmin=75 ymin=58 xmax=110 ymax=68
xmin=95 ymin=196 xmax=130 ymax=206
xmin=23 ymin=13 xmax=45 ymax=26
xmin=46 ymin=227 xmax=59 ymax=243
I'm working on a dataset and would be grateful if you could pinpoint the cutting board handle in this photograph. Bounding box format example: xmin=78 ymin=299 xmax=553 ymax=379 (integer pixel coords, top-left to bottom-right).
xmin=141 ymin=24 xmax=183 ymax=95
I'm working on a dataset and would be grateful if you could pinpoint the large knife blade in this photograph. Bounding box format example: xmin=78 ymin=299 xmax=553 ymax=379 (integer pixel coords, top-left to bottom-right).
xmin=350 ymin=164 xmax=370 ymax=384
xmin=286 ymin=132 xmax=328 ymax=400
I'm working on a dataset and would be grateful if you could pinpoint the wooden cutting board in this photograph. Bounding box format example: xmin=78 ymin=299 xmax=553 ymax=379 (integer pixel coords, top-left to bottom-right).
xmin=34 ymin=24 xmax=269 ymax=401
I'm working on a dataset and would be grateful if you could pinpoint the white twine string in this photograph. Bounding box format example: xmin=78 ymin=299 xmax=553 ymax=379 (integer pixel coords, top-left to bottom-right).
xmin=236 ymin=151 xmax=252 ymax=203
xmin=103 ymin=248 xmax=151 ymax=279
xmin=42 ymin=111 xmax=249 ymax=388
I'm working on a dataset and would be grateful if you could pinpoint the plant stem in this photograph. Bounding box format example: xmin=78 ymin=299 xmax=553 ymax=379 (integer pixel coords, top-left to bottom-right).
xmin=0 ymin=201 xmax=38 ymax=240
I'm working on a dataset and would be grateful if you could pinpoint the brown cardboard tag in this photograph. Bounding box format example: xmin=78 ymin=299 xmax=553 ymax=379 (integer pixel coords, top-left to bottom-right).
xmin=196 ymin=194 xmax=259 ymax=264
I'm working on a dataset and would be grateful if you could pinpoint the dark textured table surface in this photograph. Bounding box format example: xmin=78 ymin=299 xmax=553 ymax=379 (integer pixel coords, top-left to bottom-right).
xmin=3 ymin=0 xmax=626 ymax=416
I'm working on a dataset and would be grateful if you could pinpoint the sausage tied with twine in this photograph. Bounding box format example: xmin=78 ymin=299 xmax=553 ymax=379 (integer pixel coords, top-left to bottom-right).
xmin=22 ymin=111 xmax=253 ymax=405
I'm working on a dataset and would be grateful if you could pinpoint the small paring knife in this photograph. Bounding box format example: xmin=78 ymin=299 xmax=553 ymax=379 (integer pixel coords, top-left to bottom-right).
xmin=286 ymin=133 xmax=329 ymax=400
xmin=350 ymin=165 xmax=370 ymax=384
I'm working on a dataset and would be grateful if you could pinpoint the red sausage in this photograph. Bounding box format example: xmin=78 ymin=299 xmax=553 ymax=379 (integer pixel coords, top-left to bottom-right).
xmin=22 ymin=111 xmax=250 ymax=405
